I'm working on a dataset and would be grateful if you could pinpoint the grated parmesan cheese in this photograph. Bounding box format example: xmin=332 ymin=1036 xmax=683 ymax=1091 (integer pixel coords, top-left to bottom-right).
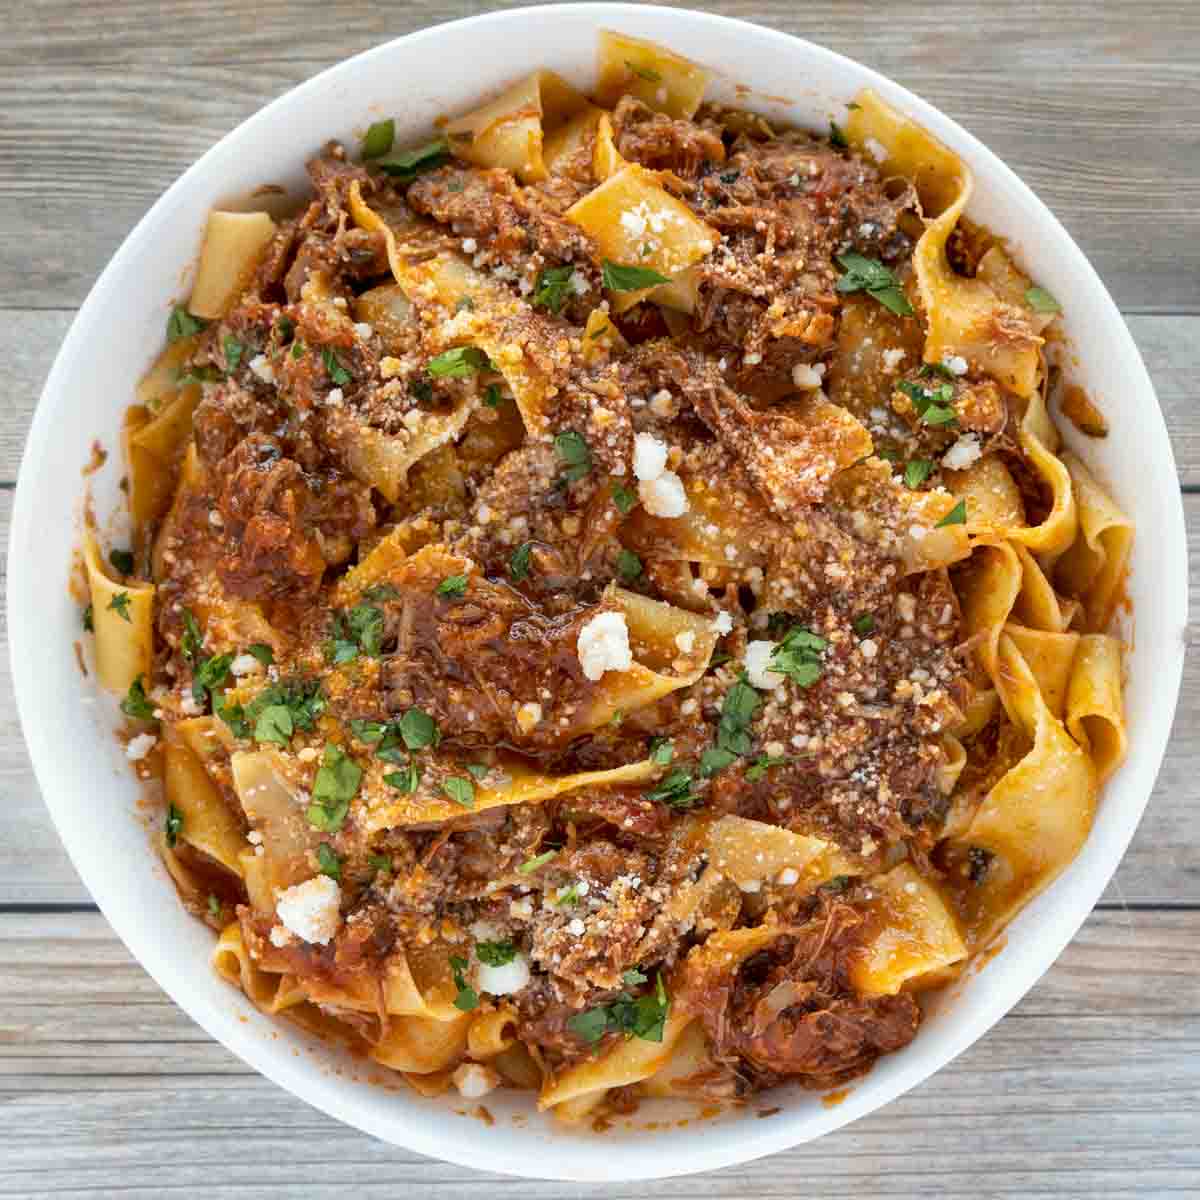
xmin=942 ymin=433 xmax=982 ymax=471
xmin=275 ymin=876 xmax=342 ymax=946
xmin=638 ymin=470 xmax=689 ymax=518
xmin=452 ymin=1062 xmax=500 ymax=1100
xmin=577 ymin=611 xmax=633 ymax=681
xmin=744 ymin=640 xmax=783 ymax=690
xmin=125 ymin=733 xmax=157 ymax=761
xmin=633 ymin=432 xmax=669 ymax=481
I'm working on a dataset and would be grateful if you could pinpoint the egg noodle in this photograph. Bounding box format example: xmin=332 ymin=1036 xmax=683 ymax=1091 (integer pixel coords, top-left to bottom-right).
xmin=82 ymin=31 xmax=1130 ymax=1123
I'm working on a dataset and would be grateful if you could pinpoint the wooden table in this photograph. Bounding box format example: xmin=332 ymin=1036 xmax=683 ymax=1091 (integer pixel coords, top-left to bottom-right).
xmin=2 ymin=2 xmax=1197 ymax=1195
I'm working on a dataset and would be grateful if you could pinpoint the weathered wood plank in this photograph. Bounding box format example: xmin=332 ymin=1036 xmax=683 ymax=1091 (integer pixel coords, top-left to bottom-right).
xmin=0 ymin=910 xmax=1196 ymax=1198
xmin=7 ymin=312 xmax=1198 ymax=486
xmin=1 ymin=1 xmax=1198 ymax=310
xmin=1 ymin=484 xmax=1197 ymax=905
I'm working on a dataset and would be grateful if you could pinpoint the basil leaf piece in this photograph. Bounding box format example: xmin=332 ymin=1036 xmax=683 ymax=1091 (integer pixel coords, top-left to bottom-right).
xmin=449 ymin=955 xmax=479 ymax=1011
xmin=646 ymin=769 xmax=697 ymax=809
xmin=476 ymin=939 xmax=517 ymax=967
xmin=553 ymin=429 xmax=592 ymax=483
xmin=307 ymin=744 xmax=362 ymax=832
xmin=531 ymin=265 xmax=575 ymax=315
xmin=361 ymin=118 xmax=395 ymax=160
xmin=316 ymin=842 xmax=341 ymax=881
xmin=165 ymin=803 xmax=183 ymax=848
xmin=383 ymin=760 xmax=422 ymax=794
xmin=648 ymin=737 xmax=674 ymax=765
xmin=246 ymin=643 xmax=274 ymax=667
xmin=223 ymin=335 xmax=244 ymax=373
xmin=253 ymin=704 xmax=293 ymax=745
xmin=699 ymin=746 xmax=737 ymax=776
xmin=1025 ymin=285 xmax=1061 ymax=314
xmin=436 ymin=574 xmax=468 ymax=597
xmin=852 ymin=613 xmax=876 ymax=636
xmin=321 ymin=348 xmax=352 ymax=387
xmin=611 ymin=484 xmax=638 ymax=515
xmin=567 ymin=1006 xmax=610 ymax=1044
xmin=829 ymin=120 xmax=848 ymax=148
xmin=108 ymin=592 xmax=132 ymax=622
xmin=716 ymin=675 xmax=761 ymax=756
xmin=936 ymin=499 xmax=968 ymax=528
xmin=121 ymin=676 xmax=156 ymax=721
xmin=509 ymin=541 xmax=534 ymax=582
xmin=441 ymin=777 xmax=475 ymax=809
xmin=904 ymin=459 xmax=934 ymax=488
xmin=616 ymin=548 xmax=642 ymax=580
xmin=768 ymin=625 xmax=827 ymax=689
xmin=427 ymin=346 xmax=490 ymax=378
xmin=377 ymin=138 xmax=449 ymax=180
xmin=398 ymin=707 xmax=438 ymax=750
xmin=166 ymin=306 xmax=207 ymax=343
xmin=835 ymin=252 xmax=914 ymax=317
xmin=601 ymin=260 xmax=671 ymax=292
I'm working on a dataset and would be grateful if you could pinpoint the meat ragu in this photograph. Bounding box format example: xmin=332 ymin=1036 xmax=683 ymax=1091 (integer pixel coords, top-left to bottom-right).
xmin=81 ymin=30 xmax=1130 ymax=1128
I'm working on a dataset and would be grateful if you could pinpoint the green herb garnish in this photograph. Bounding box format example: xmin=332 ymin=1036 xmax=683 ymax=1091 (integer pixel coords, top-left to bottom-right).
xmin=476 ymin=939 xmax=517 ymax=967
xmin=166 ymin=307 xmax=207 ymax=343
xmin=769 ymin=625 xmax=827 ymax=689
xmin=316 ymin=842 xmax=341 ymax=881
xmin=223 ymin=335 xmax=244 ymax=373
xmin=436 ymin=575 xmax=468 ymax=598
xmin=450 ymin=955 xmax=479 ymax=1011
xmin=519 ymin=849 xmax=557 ymax=874
xmin=509 ymin=541 xmax=534 ymax=582
xmin=165 ymin=803 xmax=183 ymax=848
xmin=531 ymin=265 xmax=576 ymax=315
xmin=648 ymin=737 xmax=674 ymax=765
xmin=716 ymin=674 xmax=761 ymax=756
xmin=936 ymin=499 xmax=968 ymax=527
xmin=441 ymin=777 xmax=475 ymax=809
xmin=898 ymin=379 xmax=957 ymax=427
xmin=377 ymin=138 xmax=449 ymax=180
xmin=120 ymin=675 xmax=156 ymax=721
xmin=904 ymin=459 xmax=935 ymax=488
xmin=646 ymin=768 xmax=698 ymax=809
xmin=835 ymin=251 xmax=914 ymax=317
xmin=108 ymin=592 xmax=132 ymax=622
xmin=361 ymin=118 xmax=395 ymax=160
xmin=307 ymin=744 xmax=362 ymax=833
xmin=852 ymin=613 xmax=876 ymax=636
xmin=383 ymin=760 xmax=422 ymax=794
xmin=829 ymin=120 xmax=848 ymax=148
xmin=611 ymin=484 xmax=638 ymax=515
xmin=398 ymin=707 xmax=438 ymax=750
xmin=1025 ymin=285 xmax=1061 ymax=314
xmin=427 ymin=346 xmax=490 ymax=378
xmin=553 ymin=429 xmax=592 ymax=483
xmin=322 ymin=348 xmax=352 ymax=387
xmin=601 ymin=260 xmax=671 ymax=292
xmin=616 ymin=548 xmax=642 ymax=580
xmin=745 ymin=755 xmax=790 ymax=782
xmin=108 ymin=548 xmax=135 ymax=576
xmin=246 ymin=643 xmax=274 ymax=667
xmin=253 ymin=704 xmax=294 ymax=745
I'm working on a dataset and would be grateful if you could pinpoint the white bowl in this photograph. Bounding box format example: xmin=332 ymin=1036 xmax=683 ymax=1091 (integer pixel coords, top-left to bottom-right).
xmin=8 ymin=3 xmax=1188 ymax=1181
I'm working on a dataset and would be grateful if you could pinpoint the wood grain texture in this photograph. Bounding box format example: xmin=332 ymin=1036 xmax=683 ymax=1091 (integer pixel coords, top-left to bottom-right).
xmin=1 ymin=1 xmax=1198 ymax=310
xmin=0 ymin=910 xmax=1196 ymax=1198
xmin=3 ymin=2 xmax=1199 ymax=1194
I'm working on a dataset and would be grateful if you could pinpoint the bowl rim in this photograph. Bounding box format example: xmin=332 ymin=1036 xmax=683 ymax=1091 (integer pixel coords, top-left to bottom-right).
xmin=8 ymin=2 xmax=1189 ymax=1181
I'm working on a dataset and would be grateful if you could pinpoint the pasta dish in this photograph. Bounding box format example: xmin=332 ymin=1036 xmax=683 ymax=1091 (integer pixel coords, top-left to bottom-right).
xmin=79 ymin=32 xmax=1131 ymax=1124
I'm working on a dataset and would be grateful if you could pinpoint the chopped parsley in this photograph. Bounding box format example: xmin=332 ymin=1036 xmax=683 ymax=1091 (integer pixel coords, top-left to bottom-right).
xmin=398 ymin=706 xmax=438 ymax=749
xmin=383 ymin=760 xmax=422 ymax=793
xmin=321 ymin=348 xmax=353 ymax=387
xmin=531 ymin=265 xmax=575 ymax=315
xmin=369 ymin=852 xmax=393 ymax=873
xmin=107 ymin=592 xmax=132 ymax=622
xmin=648 ymin=737 xmax=674 ymax=765
xmin=449 ymin=955 xmax=479 ymax=1011
xmin=699 ymin=746 xmax=737 ymax=776
xmin=465 ymin=763 xmax=489 ymax=780
xmin=769 ymin=626 xmax=827 ymax=688
xmin=646 ymin=768 xmax=698 ymax=809
xmin=441 ymin=776 xmax=475 ymax=809
xmin=82 ymin=603 xmax=94 ymax=632
xmin=519 ymin=849 xmax=557 ymax=874
xmin=553 ymin=429 xmax=592 ymax=483
xmin=253 ymin=704 xmax=293 ymax=745
xmin=307 ymin=744 xmax=362 ymax=833
xmin=852 ymin=613 xmax=876 ymax=636
xmin=745 ymin=754 xmax=790 ymax=782
xmin=601 ymin=260 xmax=671 ymax=292
xmin=120 ymin=676 xmax=156 ymax=721
xmin=622 ymin=967 xmax=648 ymax=986
xmin=483 ymin=383 xmax=501 ymax=408
xmin=427 ymin=346 xmax=490 ymax=378
xmin=180 ymin=609 xmax=203 ymax=663
xmin=108 ymin=548 xmax=135 ymax=576
xmin=362 ymin=583 xmax=399 ymax=602
xmin=567 ymin=972 xmax=669 ymax=1045
xmin=207 ymin=894 xmax=222 ymax=918
xmin=325 ymin=603 xmax=384 ymax=663
xmin=898 ymin=379 xmax=957 ymax=427
xmin=555 ymin=883 xmax=581 ymax=907
xmin=616 ymin=548 xmax=642 ymax=580
xmin=246 ymin=643 xmax=273 ymax=667
xmin=611 ymin=484 xmax=638 ymax=515
xmin=166 ymin=306 xmax=207 ymax=343
xmin=1025 ymin=285 xmax=1061 ymax=314
xmin=716 ymin=674 xmax=760 ymax=756
xmin=220 ymin=677 xmax=325 ymax=742
xmin=436 ymin=574 xmax=468 ymax=598
xmin=165 ymin=803 xmax=184 ymax=848
xmin=361 ymin=118 xmax=395 ymax=160
xmin=936 ymin=499 xmax=968 ymax=527
xmin=476 ymin=939 xmax=517 ymax=967
xmin=921 ymin=361 xmax=957 ymax=381
xmin=625 ymin=60 xmax=662 ymax=82
xmin=509 ymin=541 xmax=534 ymax=582
xmin=376 ymin=138 xmax=449 ymax=180
xmin=223 ymin=335 xmax=244 ymax=373
xmin=835 ymin=252 xmax=914 ymax=317
xmin=315 ymin=842 xmax=341 ymax=881
xmin=829 ymin=119 xmax=849 ymax=148
xmin=192 ymin=652 xmax=233 ymax=704
xmin=904 ymin=458 xmax=935 ymax=488
xmin=291 ymin=340 xmax=306 ymax=360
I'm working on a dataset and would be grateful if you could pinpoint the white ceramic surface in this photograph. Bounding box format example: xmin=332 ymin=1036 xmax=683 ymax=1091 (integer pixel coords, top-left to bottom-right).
xmin=8 ymin=4 xmax=1188 ymax=1181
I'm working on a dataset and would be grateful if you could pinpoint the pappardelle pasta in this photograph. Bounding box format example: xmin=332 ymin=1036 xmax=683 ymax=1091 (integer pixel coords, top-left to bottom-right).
xmin=83 ymin=32 xmax=1131 ymax=1125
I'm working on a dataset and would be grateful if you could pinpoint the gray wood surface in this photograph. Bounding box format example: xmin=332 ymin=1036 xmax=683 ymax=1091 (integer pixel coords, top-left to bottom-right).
xmin=2 ymin=1 xmax=1197 ymax=1195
